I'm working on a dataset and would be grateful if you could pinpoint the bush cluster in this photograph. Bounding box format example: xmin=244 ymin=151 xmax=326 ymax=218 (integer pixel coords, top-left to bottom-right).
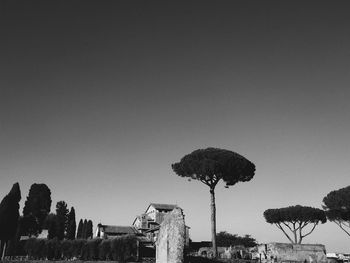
xmin=23 ymin=235 xmax=138 ymax=262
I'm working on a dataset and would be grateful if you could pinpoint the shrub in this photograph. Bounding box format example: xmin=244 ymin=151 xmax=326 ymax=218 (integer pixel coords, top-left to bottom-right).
xmin=110 ymin=235 xmax=138 ymax=262
xmin=72 ymin=239 xmax=86 ymax=259
xmin=61 ymin=239 xmax=73 ymax=259
xmin=86 ymin=238 xmax=102 ymax=260
xmin=45 ymin=237 xmax=61 ymax=260
xmin=99 ymin=239 xmax=112 ymax=260
xmin=23 ymin=238 xmax=36 ymax=259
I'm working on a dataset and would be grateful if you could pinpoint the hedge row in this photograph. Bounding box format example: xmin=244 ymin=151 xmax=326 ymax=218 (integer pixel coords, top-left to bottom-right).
xmin=23 ymin=235 xmax=138 ymax=262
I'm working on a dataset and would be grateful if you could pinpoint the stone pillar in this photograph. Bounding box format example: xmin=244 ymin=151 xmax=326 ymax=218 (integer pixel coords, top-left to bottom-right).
xmin=156 ymin=207 xmax=186 ymax=263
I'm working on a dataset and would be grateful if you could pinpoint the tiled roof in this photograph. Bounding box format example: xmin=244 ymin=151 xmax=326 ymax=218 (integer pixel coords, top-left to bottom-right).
xmin=101 ymin=225 xmax=138 ymax=235
xmin=150 ymin=203 xmax=178 ymax=211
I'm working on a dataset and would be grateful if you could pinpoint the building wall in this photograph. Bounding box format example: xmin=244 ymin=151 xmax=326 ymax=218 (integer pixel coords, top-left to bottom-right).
xmin=145 ymin=206 xmax=157 ymax=221
xmin=257 ymin=243 xmax=327 ymax=263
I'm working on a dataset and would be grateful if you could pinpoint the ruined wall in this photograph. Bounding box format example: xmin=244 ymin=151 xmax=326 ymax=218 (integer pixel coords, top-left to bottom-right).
xmin=258 ymin=243 xmax=327 ymax=263
xmin=156 ymin=207 xmax=186 ymax=263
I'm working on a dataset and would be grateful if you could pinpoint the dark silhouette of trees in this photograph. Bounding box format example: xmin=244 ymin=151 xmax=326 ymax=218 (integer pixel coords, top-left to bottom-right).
xmin=18 ymin=215 xmax=38 ymax=237
xmin=172 ymin=147 xmax=255 ymax=257
xmin=44 ymin=213 xmax=58 ymax=239
xmin=86 ymin=220 xmax=93 ymax=239
xmin=66 ymin=207 xmax=76 ymax=240
xmin=22 ymin=184 xmax=51 ymax=236
xmin=55 ymin=201 xmax=68 ymax=240
xmin=82 ymin=219 xmax=87 ymax=239
xmin=77 ymin=219 xmax=93 ymax=239
xmin=77 ymin=219 xmax=83 ymax=239
xmin=323 ymin=185 xmax=350 ymax=237
xmin=263 ymin=205 xmax=326 ymax=244
xmin=0 ymin=183 xmax=21 ymax=259
xmin=216 ymin=231 xmax=257 ymax=247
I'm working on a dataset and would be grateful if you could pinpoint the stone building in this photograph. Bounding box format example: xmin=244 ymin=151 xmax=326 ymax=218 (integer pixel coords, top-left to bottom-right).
xmin=133 ymin=203 xmax=190 ymax=245
xmin=95 ymin=224 xmax=139 ymax=239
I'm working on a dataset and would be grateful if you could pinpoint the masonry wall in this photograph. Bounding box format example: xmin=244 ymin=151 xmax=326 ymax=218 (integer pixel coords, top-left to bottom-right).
xmin=258 ymin=243 xmax=327 ymax=263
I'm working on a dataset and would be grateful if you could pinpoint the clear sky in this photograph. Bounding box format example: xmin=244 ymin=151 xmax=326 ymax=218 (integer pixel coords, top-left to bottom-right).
xmin=1 ymin=0 xmax=350 ymax=252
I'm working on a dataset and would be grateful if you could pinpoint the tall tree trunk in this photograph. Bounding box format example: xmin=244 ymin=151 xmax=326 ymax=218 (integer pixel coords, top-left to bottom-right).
xmin=1 ymin=241 xmax=6 ymax=260
xmin=293 ymin=230 xmax=298 ymax=244
xmin=210 ymin=187 xmax=217 ymax=258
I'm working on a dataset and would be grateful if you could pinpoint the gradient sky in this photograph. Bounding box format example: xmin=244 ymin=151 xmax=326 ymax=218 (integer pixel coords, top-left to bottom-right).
xmin=1 ymin=0 xmax=350 ymax=252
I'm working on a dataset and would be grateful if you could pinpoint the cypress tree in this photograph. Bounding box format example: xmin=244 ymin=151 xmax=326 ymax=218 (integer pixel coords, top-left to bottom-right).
xmin=86 ymin=220 xmax=93 ymax=239
xmin=82 ymin=219 xmax=87 ymax=239
xmin=76 ymin=219 xmax=83 ymax=239
xmin=0 ymin=183 xmax=21 ymax=259
xmin=55 ymin=201 xmax=68 ymax=240
xmin=66 ymin=207 xmax=76 ymax=240
xmin=22 ymin=184 xmax=51 ymax=235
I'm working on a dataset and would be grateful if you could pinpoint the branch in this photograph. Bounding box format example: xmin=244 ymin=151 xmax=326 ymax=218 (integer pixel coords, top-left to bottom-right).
xmin=200 ymin=179 xmax=210 ymax=186
xmin=282 ymin=222 xmax=295 ymax=233
xmin=300 ymin=222 xmax=318 ymax=241
xmin=296 ymin=221 xmax=307 ymax=230
xmin=275 ymin=223 xmax=294 ymax=243
xmin=334 ymin=220 xmax=350 ymax=237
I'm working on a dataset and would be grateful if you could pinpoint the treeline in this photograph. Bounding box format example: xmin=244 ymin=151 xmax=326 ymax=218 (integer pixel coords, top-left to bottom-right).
xmin=216 ymin=232 xmax=257 ymax=248
xmin=22 ymin=235 xmax=137 ymax=262
xmin=76 ymin=219 xmax=93 ymax=239
xmin=18 ymin=183 xmax=93 ymax=241
xmin=0 ymin=183 xmax=94 ymax=258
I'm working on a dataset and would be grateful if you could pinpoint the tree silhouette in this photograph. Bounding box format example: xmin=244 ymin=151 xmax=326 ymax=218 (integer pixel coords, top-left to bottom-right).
xmin=76 ymin=219 xmax=83 ymax=239
xmin=264 ymin=205 xmax=326 ymax=244
xmin=323 ymin=185 xmax=350 ymax=237
xmin=82 ymin=219 xmax=87 ymax=239
xmin=55 ymin=201 xmax=68 ymax=240
xmin=86 ymin=220 xmax=93 ymax=239
xmin=23 ymin=184 xmax=51 ymax=235
xmin=0 ymin=183 xmax=21 ymax=259
xmin=66 ymin=207 xmax=76 ymax=240
xmin=44 ymin=213 xmax=57 ymax=239
xmin=172 ymin=147 xmax=255 ymax=257
xmin=216 ymin=231 xmax=257 ymax=247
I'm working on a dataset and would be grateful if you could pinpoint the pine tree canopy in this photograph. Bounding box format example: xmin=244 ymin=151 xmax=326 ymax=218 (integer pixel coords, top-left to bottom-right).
xmin=323 ymin=185 xmax=350 ymax=236
xmin=172 ymin=147 xmax=255 ymax=188
xmin=263 ymin=205 xmax=326 ymax=244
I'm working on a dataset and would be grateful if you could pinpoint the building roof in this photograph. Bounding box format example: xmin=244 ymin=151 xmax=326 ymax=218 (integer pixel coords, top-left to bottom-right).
xmin=148 ymin=203 xmax=178 ymax=211
xmin=100 ymin=225 xmax=138 ymax=235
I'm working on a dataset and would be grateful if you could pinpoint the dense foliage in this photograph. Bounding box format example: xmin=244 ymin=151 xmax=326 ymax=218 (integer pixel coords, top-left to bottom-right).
xmin=22 ymin=236 xmax=138 ymax=261
xmin=323 ymin=185 xmax=350 ymax=237
xmin=263 ymin=205 xmax=326 ymax=244
xmin=216 ymin=231 xmax=257 ymax=247
xmin=86 ymin=220 xmax=93 ymax=239
xmin=77 ymin=219 xmax=83 ymax=239
xmin=66 ymin=207 xmax=76 ymax=240
xmin=44 ymin=213 xmax=57 ymax=239
xmin=55 ymin=201 xmax=69 ymax=240
xmin=0 ymin=183 xmax=21 ymax=258
xmin=172 ymin=147 xmax=255 ymax=258
xmin=22 ymin=184 xmax=51 ymax=236
xmin=172 ymin=148 xmax=255 ymax=188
